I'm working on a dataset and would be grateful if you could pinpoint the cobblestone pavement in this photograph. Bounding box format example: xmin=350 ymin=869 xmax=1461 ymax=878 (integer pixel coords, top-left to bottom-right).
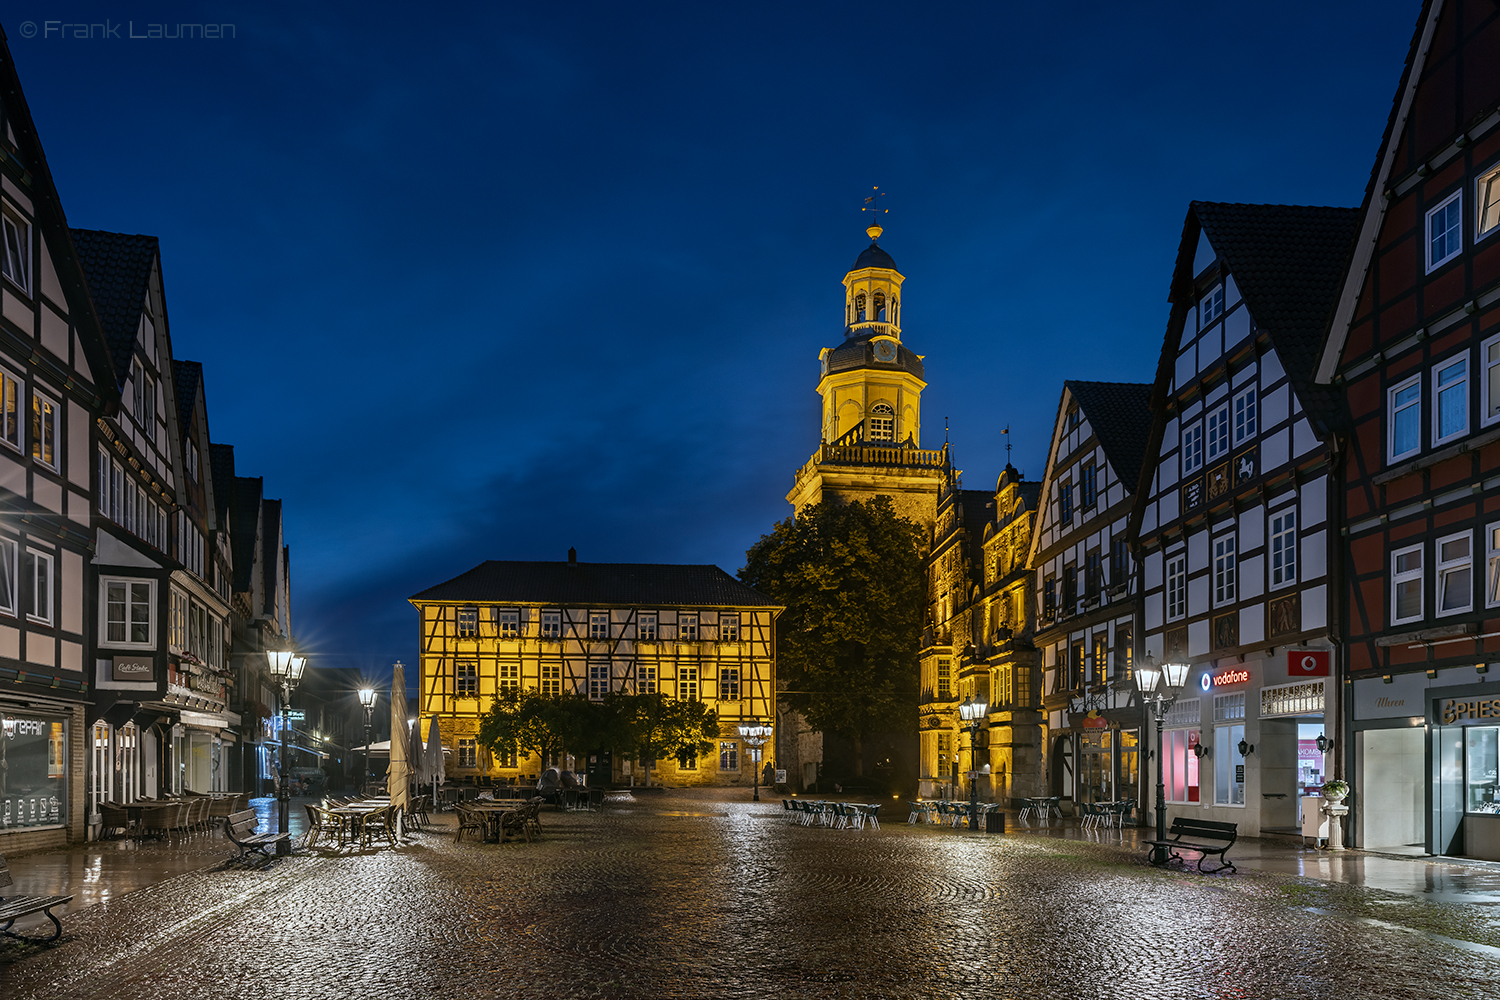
xmin=5 ymin=798 xmax=1500 ymax=999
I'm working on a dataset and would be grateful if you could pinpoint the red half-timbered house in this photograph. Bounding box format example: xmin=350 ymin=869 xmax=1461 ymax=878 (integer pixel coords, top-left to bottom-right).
xmin=1315 ymin=0 xmax=1500 ymax=858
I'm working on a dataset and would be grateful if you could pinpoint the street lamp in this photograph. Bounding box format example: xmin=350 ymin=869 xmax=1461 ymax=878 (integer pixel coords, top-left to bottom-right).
xmin=957 ymin=694 xmax=989 ymax=832
xmin=267 ymin=646 xmax=307 ymax=856
xmin=357 ymin=687 xmax=377 ymax=795
xmin=1135 ymin=654 xmax=1189 ymax=865
xmin=737 ymin=723 xmax=772 ymax=802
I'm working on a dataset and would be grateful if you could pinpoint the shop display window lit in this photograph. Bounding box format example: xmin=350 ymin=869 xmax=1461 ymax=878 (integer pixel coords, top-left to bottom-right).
xmin=1467 ymin=727 xmax=1500 ymax=814
xmin=1 ymin=714 xmax=68 ymax=829
xmin=1164 ymin=729 xmax=1200 ymax=803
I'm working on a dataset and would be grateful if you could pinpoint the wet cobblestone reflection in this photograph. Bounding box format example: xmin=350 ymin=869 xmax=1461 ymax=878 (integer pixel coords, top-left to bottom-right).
xmin=4 ymin=798 xmax=1500 ymax=998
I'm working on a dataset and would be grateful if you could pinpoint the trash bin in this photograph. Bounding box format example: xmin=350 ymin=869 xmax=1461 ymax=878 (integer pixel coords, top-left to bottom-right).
xmin=985 ymin=811 xmax=1005 ymax=834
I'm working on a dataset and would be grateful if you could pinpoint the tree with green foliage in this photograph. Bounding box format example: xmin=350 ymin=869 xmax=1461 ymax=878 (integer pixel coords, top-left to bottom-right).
xmin=622 ymin=693 xmax=719 ymax=787
xmin=478 ymin=689 xmax=601 ymax=768
xmin=739 ymin=496 xmax=924 ymax=775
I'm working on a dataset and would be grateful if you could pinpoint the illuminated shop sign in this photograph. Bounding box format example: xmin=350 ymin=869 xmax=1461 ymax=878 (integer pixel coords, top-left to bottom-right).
xmin=1200 ymin=668 xmax=1250 ymax=692
xmin=1442 ymin=698 xmax=1500 ymax=725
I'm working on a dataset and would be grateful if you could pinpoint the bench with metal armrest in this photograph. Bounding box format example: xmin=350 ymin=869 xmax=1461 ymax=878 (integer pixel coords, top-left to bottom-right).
xmin=1143 ymin=817 xmax=1238 ymax=873
xmin=224 ymin=808 xmax=293 ymax=868
xmin=0 ymin=854 xmax=73 ymax=944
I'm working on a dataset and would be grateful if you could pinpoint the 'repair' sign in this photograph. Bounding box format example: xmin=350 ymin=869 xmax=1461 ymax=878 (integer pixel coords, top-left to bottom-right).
xmin=1442 ymin=698 xmax=1500 ymax=725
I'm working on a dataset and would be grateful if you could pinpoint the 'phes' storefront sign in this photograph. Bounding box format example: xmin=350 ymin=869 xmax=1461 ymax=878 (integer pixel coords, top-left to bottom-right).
xmin=1442 ymin=698 xmax=1500 ymax=725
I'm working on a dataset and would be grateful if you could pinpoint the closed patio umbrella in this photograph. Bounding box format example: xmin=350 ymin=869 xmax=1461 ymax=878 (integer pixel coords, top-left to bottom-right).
xmin=388 ymin=662 xmax=411 ymax=833
xmin=424 ymin=717 xmax=446 ymax=807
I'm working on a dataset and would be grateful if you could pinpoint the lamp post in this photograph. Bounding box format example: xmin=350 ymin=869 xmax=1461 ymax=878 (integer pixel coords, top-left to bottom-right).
xmin=266 ymin=647 xmax=307 ymax=855
xmin=736 ymin=723 xmax=772 ymax=802
xmin=1134 ymin=654 xmax=1189 ymax=865
xmin=957 ymin=694 xmax=989 ymax=832
xmin=357 ymin=687 xmax=377 ymax=795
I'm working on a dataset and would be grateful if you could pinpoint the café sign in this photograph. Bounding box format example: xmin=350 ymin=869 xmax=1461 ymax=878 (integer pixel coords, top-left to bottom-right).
xmin=112 ymin=655 xmax=153 ymax=682
xmin=1442 ymin=698 xmax=1500 ymax=725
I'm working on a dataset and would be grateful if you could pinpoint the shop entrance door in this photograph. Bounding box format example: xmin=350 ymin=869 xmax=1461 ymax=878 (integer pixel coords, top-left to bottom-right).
xmin=1359 ymin=727 xmax=1424 ymax=852
xmin=1079 ymin=731 xmax=1113 ymax=804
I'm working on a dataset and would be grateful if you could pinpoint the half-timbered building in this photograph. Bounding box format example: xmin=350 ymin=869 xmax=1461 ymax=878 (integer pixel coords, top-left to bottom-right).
xmin=0 ymin=39 xmax=116 ymax=852
xmin=1313 ymin=0 xmax=1500 ymax=858
xmin=1132 ymin=202 xmax=1356 ymax=838
xmin=409 ymin=554 xmax=781 ymax=787
xmin=1031 ymin=381 xmax=1151 ymax=814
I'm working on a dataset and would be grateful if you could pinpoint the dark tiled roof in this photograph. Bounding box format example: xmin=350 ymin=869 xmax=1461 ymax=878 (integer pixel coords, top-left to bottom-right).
xmin=852 ymin=242 xmax=898 ymax=272
xmin=1065 ymin=381 xmax=1154 ymax=490
xmin=1189 ymin=202 xmax=1359 ymax=428
xmin=1018 ymin=481 xmax=1042 ymax=511
xmin=825 ymin=334 xmax=925 ymax=380
xmin=209 ymin=443 xmax=235 ymax=523
xmin=173 ymin=359 xmax=201 ymax=437
xmin=69 ymin=229 xmax=158 ymax=388
xmin=230 ymin=476 xmax=262 ymax=594
xmin=411 ymin=561 xmax=782 ymax=608
xmin=261 ymin=499 xmax=282 ymax=617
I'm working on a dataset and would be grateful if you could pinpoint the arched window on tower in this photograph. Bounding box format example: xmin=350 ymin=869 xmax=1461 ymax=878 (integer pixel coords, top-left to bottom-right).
xmin=892 ymin=298 xmax=899 ymax=325
xmin=874 ymin=292 xmax=886 ymax=322
xmin=855 ymin=293 xmax=866 ymax=323
xmin=869 ymin=402 xmax=895 ymax=441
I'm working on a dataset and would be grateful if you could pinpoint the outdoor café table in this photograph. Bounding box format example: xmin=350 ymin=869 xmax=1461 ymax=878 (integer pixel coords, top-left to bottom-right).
xmin=327 ymin=802 xmax=390 ymax=845
xmin=467 ymin=803 xmax=517 ymax=843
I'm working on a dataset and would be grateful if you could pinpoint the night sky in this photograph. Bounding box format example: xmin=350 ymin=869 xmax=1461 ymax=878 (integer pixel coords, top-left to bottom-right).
xmin=7 ymin=2 xmax=1418 ymax=678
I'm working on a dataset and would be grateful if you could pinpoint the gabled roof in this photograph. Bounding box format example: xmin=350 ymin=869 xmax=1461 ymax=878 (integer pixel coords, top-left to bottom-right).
xmin=1063 ymin=381 xmax=1154 ymax=489
xmin=173 ymin=359 xmax=201 ymax=437
xmin=69 ymin=228 xmax=158 ymax=388
xmin=230 ymin=476 xmax=263 ymax=594
xmin=410 ymin=561 xmax=782 ymax=608
xmin=1186 ymin=203 xmax=1358 ymax=428
xmin=261 ymin=498 xmax=282 ymax=617
xmin=209 ymin=443 xmax=235 ymax=524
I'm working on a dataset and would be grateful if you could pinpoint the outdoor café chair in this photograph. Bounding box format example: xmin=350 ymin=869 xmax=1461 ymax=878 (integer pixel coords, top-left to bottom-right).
xmin=303 ymin=804 xmax=331 ymax=848
xmin=453 ymin=805 xmax=485 ymax=844
xmin=863 ymin=803 xmax=881 ymax=829
xmin=362 ymin=805 xmax=398 ymax=848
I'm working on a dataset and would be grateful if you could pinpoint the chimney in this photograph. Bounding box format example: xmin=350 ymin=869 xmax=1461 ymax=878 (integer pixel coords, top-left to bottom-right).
xmin=568 ymin=547 xmax=577 ymax=566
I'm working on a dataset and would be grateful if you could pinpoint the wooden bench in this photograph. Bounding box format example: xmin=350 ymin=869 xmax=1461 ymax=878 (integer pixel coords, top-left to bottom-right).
xmin=1143 ymin=817 xmax=1238 ymax=873
xmin=224 ymin=808 xmax=293 ymax=868
xmin=0 ymin=854 xmax=73 ymax=944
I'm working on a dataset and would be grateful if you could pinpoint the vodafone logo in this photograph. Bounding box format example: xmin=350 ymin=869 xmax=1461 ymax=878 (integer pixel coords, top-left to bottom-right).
xmin=1288 ymin=650 xmax=1330 ymax=676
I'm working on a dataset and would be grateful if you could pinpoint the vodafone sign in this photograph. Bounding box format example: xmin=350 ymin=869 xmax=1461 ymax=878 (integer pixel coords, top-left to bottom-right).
xmin=1288 ymin=650 xmax=1330 ymax=677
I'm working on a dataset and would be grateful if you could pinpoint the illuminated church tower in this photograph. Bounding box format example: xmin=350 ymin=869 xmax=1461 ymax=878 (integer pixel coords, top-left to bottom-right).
xmin=787 ymin=213 xmax=949 ymax=527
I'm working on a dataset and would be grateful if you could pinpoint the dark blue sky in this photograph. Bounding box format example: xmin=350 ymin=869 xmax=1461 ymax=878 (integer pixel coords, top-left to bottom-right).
xmin=8 ymin=2 xmax=1417 ymax=676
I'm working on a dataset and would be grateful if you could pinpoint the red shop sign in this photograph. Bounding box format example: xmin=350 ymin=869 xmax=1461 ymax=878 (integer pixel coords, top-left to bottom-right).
xmin=1288 ymin=650 xmax=1330 ymax=677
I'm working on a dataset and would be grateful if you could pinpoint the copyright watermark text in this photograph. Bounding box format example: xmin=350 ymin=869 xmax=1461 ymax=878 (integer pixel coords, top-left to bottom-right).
xmin=17 ymin=20 xmax=237 ymax=40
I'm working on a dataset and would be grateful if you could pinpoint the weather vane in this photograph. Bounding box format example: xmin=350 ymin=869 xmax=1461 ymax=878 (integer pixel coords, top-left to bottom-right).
xmin=862 ymin=185 xmax=888 ymax=241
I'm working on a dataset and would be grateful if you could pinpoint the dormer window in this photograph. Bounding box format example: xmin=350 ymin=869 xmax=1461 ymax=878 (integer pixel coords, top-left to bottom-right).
xmin=869 ymin=403 xmax=894 ymax=441
xmin=1200 ymin=284 xmax=1225 ymax=326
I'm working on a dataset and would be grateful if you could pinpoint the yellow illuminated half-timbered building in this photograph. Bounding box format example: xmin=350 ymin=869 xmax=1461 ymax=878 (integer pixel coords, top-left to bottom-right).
xmin=408 ymin=553 xmax=782 ymax=787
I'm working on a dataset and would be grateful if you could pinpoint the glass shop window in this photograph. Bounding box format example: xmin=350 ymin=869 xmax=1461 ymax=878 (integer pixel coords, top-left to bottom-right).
xmin=1468 ymin=727 xmax=1500 ymax=814
xmin=0 ymin=715 xmax=68 ymax=829
xmin=1214 ymin=723 xmax=1246 ymax=806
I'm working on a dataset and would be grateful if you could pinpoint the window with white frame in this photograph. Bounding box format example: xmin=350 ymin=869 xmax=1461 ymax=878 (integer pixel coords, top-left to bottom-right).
xmin=1482 ymin=332 xmax=1500 ymax=429
xmin=457 ymin=738 xmax=477 ymax=768
xmin=637 ymin=613 xmax=657 ymax=640
xmin=1213 ymin=534 xmax=1237 ymax=605
xmin=1428 ymin=190 xmax=1463 ymax=271
xmin=1389 ymin=375 xmax=1422 ymax=462
xmin=455 ymin=661 xmax=478 ymax=696
xmin=637 ymin=665 xmax=657 ymax=694
xmin=1270 ymin=504 xmax=1297 ymax=588
xmin=1200 ymin=284 xmax=1225 ymax=326
xmin=868 ymin=402 xmax=895 ymax=441
xmin=589 ymin=613 xmax=610 ymax=640
xmin=719 ymin=667 xmax=740 ymax=701
xmin=1206 ymin=404 xmax=1230 ymax=462
xmin=102 ymin=578 xmax=153 ymax=647
xmin=30 ymin=390 xmax=57 ymax=470
xmin=0 ymin=366 xmax=19 ymax=452
xmin=1233 ymin=385 xmax=1257 ymax=444
xmin=456 ymin=607 xmax=478 ymax=638
xmin=588 ymin=663 xmax=609 ymax=700
xmin=1181 ymin=423 xmax=1204 ymax=475
xmin=498 ymin=662 xmax=519 ymax=692
xmin=1433 ymin=355 xmax=1468 ymax=446
xmin=1392 ymin=544 xmax=1424 ymax=625
xmin=541 ymin=610 xmax=561 ymax=638
xmin=495 ymin=608 xmax=519 ymax=638
xmin=679 ymin=614 xmax=699 ymax=641
xmin=131 ymin=360 xmax=145 ymax=428
xmin=1436 ymin=531 xmax=1473 ymax=617
xmin=540 ymin=663 xmax=562 ymax=696
xmin=1481 ymin=164 xmax=1500 ymax=240
xmin=1166 ymin=554 xmax=1187 ymax=621
xmin=720 ymin=613 xmax=739 ymax=641
xmin=24 ymin=549 xmax=51 ymax=624
xmin=0 ymin=537 xmax=15 ymax=616
xmin=678 ymin=666 xmax=699 ymax=700
xmin=1488 ymin=523 xmax=1500 ymax=609
xmin=168 ymin=589 xmax=187 ymax=649
xmin=1 ymin=210 xmax=29 ymax=293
